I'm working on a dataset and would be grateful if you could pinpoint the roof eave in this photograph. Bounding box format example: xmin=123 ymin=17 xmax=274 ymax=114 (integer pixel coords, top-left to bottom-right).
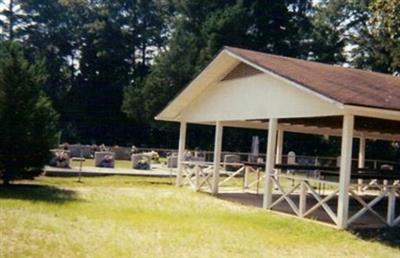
xmin=343 ymin=104 xmax=400 ymax=122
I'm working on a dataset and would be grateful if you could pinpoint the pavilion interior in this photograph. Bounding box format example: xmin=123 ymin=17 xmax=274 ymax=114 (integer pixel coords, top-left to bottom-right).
xmin=186 ymin=114 xmax=400 ymax=228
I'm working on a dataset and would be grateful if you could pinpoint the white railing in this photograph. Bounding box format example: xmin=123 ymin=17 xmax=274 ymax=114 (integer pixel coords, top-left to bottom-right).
xmin=348 ymin=182 xmax=400 ymax=227
xmin=269 ymin=173 xmax=400 ymax=227
xmin=243 ymin=166 xmax=265 ymax=193
xmin=180 ymin=161 xmax=247 ymax=192
xmin=267 ymin=174 xmax=340 ymax=224
xmin=179 ymin=159 xmax=400 ymax=228
xmin=180 ymin=161 xmax=214 ymax=191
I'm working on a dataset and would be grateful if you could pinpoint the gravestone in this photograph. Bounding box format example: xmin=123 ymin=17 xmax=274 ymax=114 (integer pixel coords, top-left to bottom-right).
xmin=95 ymin=152 xmax=115 ymax=168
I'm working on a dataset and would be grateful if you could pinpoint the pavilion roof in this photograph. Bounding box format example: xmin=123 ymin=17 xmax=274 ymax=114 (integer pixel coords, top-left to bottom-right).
xmin=156 ymin=47 xmax=400 ymax=140
xmin=226 ymin=46 xmax=400 ymax=111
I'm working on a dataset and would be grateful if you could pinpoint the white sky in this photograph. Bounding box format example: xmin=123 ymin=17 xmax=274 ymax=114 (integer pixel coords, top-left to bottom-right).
xmin=0 ymin=0 xmax=11 ymax=28
xmin=0 ymin=0 xmax=9 ymax=11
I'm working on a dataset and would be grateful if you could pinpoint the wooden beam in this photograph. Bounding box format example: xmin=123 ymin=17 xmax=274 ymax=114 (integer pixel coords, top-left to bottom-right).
xmin=212 ymin=121 xmax=223 ymax=195
xmin=176 ymin=122 xmax=187 ymax=186
xmin=280 ymin=123 xmax=400 ymax=141
xmin=344 ymin=105 xmax=400 ymax=122
xmin=280 ymin=116 xmax=400 ymax=136
xmin=263 ymin=118 xmax=278 ymax=209
xmin=337 ymin=114 xmax=354 ymax=229
xmin=193 ymin=119 xmax=400 ymax=141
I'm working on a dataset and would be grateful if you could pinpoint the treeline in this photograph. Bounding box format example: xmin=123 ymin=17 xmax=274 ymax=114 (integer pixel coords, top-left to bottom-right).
xmin=0 ymin=0 xmax=399 ymax=158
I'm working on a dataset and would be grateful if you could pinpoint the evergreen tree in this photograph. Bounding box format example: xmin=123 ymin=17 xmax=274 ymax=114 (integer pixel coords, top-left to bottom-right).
xmin=370 ymin=0 xmax=400 ymax=73
xmin=307 ymin=0 xmax=399 ymax=73
xmin=123 ymin=0 xmax=314 ymax=123
xmin=13 ymin=0 xmax=87 ymax=142
xmin=12 ymin=0 xmax=169 ymax=144
xmin=0 ymin=42 xmax=59 ymax=185
xmin=122 ymin=0 xmax=313 ymax=148
xmin=69 ymin=0 xmax=168 ymax=144
xmin=345 ymin=0 xmax=394 ymax=73
xmin=308 ymin=0 xmax=347 ymax=64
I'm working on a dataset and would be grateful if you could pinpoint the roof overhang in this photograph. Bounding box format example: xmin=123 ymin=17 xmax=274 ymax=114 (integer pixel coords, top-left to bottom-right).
xmin=155 ymin=47 xmax=400 ymax=141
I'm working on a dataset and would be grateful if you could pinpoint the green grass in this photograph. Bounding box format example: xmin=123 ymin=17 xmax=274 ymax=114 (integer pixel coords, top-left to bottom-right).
xmin=70 ymin=158 xmax=134 ymax=169
xmin=0 ymin=176 xmax=399 ymax=258
xmin=69 ymin=158 xmax=166 ymax=169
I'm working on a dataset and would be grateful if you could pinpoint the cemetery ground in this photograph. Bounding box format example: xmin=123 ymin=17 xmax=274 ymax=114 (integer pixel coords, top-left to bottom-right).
xmin=69 ymin=158 xmax=167 ymax=169
xmin=1 ymin=176 xmax=400 ymax=258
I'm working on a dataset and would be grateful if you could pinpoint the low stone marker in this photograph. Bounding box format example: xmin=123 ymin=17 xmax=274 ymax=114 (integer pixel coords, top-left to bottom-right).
xmin=95 ymin=152 xmax=115 ymax=168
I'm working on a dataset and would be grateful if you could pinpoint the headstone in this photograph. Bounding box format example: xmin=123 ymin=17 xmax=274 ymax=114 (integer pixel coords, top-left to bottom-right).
xmin=95 ymin=151 xmax=115 ymax=168
xmin=287 ymin=151 xmax=296 ymax=164
xmin=248 ymin=136 xmax=260 ymax=163
xmin=224 ymin=154 xmax=241 ymax=171
xmin=167 ymin=155 xmax=178 ymax=168
xmin=131 ymin=154 xmax=151 ymax=170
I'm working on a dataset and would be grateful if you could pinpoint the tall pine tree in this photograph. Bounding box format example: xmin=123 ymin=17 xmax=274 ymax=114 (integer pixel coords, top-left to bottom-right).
xmin=0 ymin=42 xmax=59 ymax=185
xmin=370 ymin=0 xmax=400 ymax=73
xmin=122 ymin=0 xmax=314 ymax=148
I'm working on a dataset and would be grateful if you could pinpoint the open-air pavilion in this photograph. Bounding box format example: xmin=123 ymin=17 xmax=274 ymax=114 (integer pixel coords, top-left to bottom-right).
xmin=156 ymin=46 xmax=400 ymax=229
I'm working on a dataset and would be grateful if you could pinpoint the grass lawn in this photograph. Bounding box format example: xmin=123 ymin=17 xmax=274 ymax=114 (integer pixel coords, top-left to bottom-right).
xmin=1 ymin=176 xmax=399 ymax=258
xmin=69 ymin=158 xmax=167 ymax=169
xmin=70 ymin=158 xmax=133 ymax=169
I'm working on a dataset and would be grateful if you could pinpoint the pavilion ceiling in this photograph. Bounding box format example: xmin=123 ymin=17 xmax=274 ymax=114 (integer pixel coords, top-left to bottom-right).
xmin=244 ymin=116 xmax=400 ymax=140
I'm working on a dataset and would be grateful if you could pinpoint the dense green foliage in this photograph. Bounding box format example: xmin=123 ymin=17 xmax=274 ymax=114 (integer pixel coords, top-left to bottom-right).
xmin=0 ymin=42 xmax=59 ymax=185
xmin=123 ymin=0 xmax=313 ymax=123
xmin=0 ymin=0 xmax=399 ymax=158
xmin=370 ymin=0 xmax=400 ymax=73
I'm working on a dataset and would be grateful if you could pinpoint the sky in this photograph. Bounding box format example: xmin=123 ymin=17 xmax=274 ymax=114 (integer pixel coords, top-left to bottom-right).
xmin=0 ymin=0 xmax=9 ymax=11
xmin=0 ymin=0 xmax=10 ymax=30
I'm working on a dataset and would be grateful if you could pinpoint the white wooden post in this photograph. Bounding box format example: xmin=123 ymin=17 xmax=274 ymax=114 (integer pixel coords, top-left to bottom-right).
xmin=387 ymin=187 xmax=396 ymax=226
xmin=357 ymin=136 xmax=366 ymax=193
xmin=299 ymin=181 xmax=307 ymax=217
xmin=275 ymin=129 xmax=284 ymax=175
xmin=212 ymin=121 xmax=223 ymax=195
xmin=263 ymin=118 xmax=278 ymax=209
xmin=337 ymin=114 xmax=354 ymax=229
xmin=195 ymin=165 xmax=200 ymax=191
xmin=244 ymin=166 xmax=250 ymax=190
xmin=176 ymin=122 xmax=187 ymax=187
xmin=383 ymin=180 xmax=389 ymax=192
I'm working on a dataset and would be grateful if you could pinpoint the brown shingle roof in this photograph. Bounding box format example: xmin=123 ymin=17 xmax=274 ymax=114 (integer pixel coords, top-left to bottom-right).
xmin=225 ymin=46 xmax=400 ymax=111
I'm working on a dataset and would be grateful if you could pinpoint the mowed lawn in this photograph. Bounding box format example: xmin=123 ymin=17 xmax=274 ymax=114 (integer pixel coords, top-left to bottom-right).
xmin=69 ymin=158 xmax=168 ymax=169
xmin=0 ymin=176 xmax=399 ymax=258
xmin=70 ymin=158 xmax=134 ymax=169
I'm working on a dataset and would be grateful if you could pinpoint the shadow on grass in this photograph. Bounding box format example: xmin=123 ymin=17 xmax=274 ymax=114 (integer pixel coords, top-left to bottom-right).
xmin=351 ymin=227 xmax=400 ymax=248
xmin=145 ymin=180 xmax=173 ymax=186
xmin=0 ymin=184 xmax=79 ymax=204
